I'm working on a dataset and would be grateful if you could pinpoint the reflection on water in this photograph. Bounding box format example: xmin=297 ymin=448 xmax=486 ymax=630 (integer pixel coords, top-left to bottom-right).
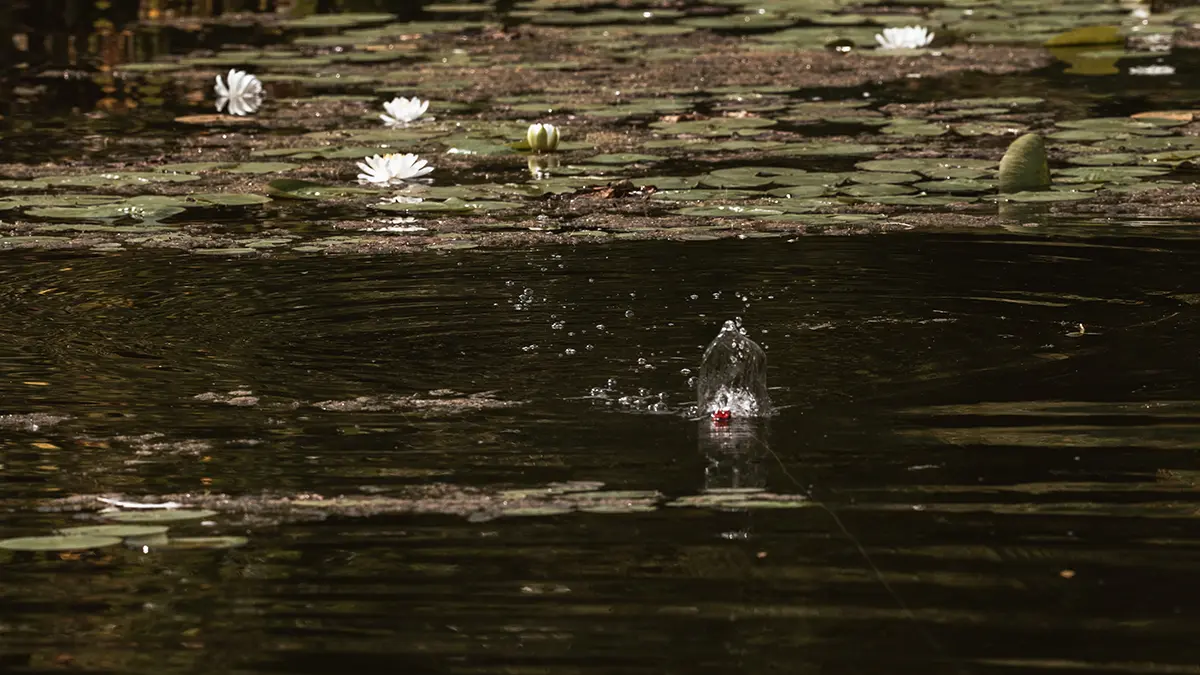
xmin=1 ymin=235 xmax=1200 ymax=672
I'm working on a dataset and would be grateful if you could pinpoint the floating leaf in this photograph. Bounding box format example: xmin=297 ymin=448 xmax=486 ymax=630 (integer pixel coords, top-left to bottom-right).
xmin=107 ymin=509 xmax=218 ymax=523
xmin=992 ymin=191 xmax=1094 ymax=202
xmin=650 ymin=189 xmax=758 ymax=201
xmin=191 ymin=194 xmax=273 ymax=206
xmin=585 ymin=153 xmax=665 ymax=165
xmin=223 ymin=162 xmax=300 ymax=174
xmin=1065 ymin=153 xmax=1139 ymax=166
xmin=0 ymin=535 xmax=122 ymax=551
xmin=268 ymin=179 xmax=375 ymax=200
xmin=911 ymin=179 xmax=996 ymax=193
xmin=673 ymin=205 xmax=784 ymax=217
xmin=280 ymin=13 xmax=396 ymax=29
xmin=57 ymin=525 xmax=170 ymax=538
xmin=1044 ymin=25 xmax=1122 ymax=47
xmin=650 ymin=117 xmax=776 ymax=136
xmin=157 ymin=162 xmax=231 ymax=173
xmin=166 ymin=536 xmax=249 ymax=550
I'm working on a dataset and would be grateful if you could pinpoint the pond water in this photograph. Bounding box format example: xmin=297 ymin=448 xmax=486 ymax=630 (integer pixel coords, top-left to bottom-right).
xmin=5 ymin=234 xmax=1200 ymax=673
xmin=5 ymin=0 xmax=1200 ymax=673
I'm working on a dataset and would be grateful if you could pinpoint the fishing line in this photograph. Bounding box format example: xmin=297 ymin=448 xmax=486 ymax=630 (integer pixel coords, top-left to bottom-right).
xmin=732 ymin=418 xmax=966 ymax=673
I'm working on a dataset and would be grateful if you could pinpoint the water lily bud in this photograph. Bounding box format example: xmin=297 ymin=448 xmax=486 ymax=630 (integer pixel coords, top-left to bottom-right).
xmin=999 ymin=133 xmax=1050 ymax=193
xmin=526 ymin=123 xmax=560 ymax=153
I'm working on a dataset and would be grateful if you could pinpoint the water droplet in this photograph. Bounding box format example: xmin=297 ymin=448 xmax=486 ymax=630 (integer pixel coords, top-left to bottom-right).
xmin=564 ymin=348 xmax=576 ymax=355
xmin=624 ymin=310 xmax=634 ymax=318
xmin=551 ymin=321 xmax=565 ymax=330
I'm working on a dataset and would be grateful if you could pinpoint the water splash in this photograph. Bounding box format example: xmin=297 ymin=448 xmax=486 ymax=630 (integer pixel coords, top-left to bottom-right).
xmin=696 ymin=319 xmax=771 ymax=418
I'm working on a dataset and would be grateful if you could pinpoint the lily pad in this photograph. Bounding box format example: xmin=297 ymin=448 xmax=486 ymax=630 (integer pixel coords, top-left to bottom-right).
xmin=280 ymin=13 xmax=396 ymax=29
xmin=776 ymin=142 xmax=884 ymax=157
xmin=268 ymin=179 xmax=376 ymax=200
xmin=166 ymin=536 xmax=249 ymax=550
xmin=37 ymin=172 xmax=201 ymax=188
xmin=857 ymin=158 xmax=997 ymax=174
xmin=993 ymin=191 xmax=1095 ymax=202
xmin=650 ymin=117 xmax=776 ymax=136
xmin=0 ymin=535 xmax=122 ymax=551
xmin=673 ymin=205 xmax=784 ymax=217
xmin=57 ymin=525 xmax=171 ymax=538
xmin=191 ymin=194 xmax=274 ymax=206
xmin=223 ymin=162 xmax=301 ymax=174
xmin=107 ymin=509 xmax=219 ymax=523
xmin=650 ymin=189 xmax=759 ymax=201
xmin=585 ymin=153 xmax=665 ymax=165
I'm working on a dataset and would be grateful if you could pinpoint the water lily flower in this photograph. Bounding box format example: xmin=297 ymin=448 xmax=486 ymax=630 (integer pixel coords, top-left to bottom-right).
xmin=874 ymin=26 xmax=935 ymax=50
xmin=380 ymin=96 xmax=429 ymax=127
xmin=214 ymin=68 xmax=264 ymax=116
xmin=356 ymin=153 xmax=434 ymax=186
xmin=526 ymin=123 xmax=560 ymax=153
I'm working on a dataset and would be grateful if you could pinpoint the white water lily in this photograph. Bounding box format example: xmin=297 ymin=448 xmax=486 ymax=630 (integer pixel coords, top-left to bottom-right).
xmin=874 ymin=25 xmax=935 ymax=50
xmin=526 ymin=123 xmax=560 ymax=153
xmin=356 ymin=153 xmax=434 ymax=186
xmin=380 ymin=96 xmax=429 ymax=127
xmin=214 ymin=68 xmax=264 ymax=116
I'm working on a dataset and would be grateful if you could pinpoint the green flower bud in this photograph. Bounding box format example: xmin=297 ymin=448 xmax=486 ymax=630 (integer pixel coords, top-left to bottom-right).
xmin=526 ymin=123 xmax=560 ymax=153
xmin=999 ymin=133 xmax=1050 ymax=193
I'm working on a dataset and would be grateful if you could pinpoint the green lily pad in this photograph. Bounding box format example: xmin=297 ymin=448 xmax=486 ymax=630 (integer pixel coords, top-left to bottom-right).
xmin=1065 ymin=153 xmax=1140 ymax=166
xmin=941 ymin=97 xmax=1044 ymax=108
xmin=839 ymin=183 xmax=915 ymax=197
xmin=442 ymin=139 xmax=516 ymax=156
xmin=166 ymin=536 xmax=249 ymax=550
xmin=374 ymin=200 xmax=470 ymax=213
xmin=117 ymin=61 xmax=186 ymax=73
xmin=585 ymin=153 xmax=665 ymax=165
xmin=0 ymin=535 xmax=123 ymax=551
xmin=993 ymin=191 xmax=1095 ymax=202
xmin=847 ymin=171 xmax=921 ymax=184
xmin=157 ymin=162 xmax=232 ymax=173
xmin=629 ymin=176 xmax=700 ymax=190
xmin=1056 ymin=166 xmax=1167 ymax=182
xmin=650 ymin=189 xmax=759 ymax=201
xmin=872 ymin=194 xmax=980 ymax=205
xmin=280 ymin=12 xmax=396 ymax=29
xmin=775 ymin=142 xmax=884 ymax=157
xmin=911 ymin=179 xmax=997 ymax=193
xmin=0 ymin=194 xmax=124 ymax=207
xmin=268 ymin=179 xmax=375 ymax=200
xmin=650 ymin=117 xmax=776 ymax=136
xmin=27 ymin=204 xmax=183 ymax=222
xmin=763 ymin=185 xmax=830 ymax=199
xmin=673 ymin=205 xmax=785 ymax=217
xmin=223 ymin=162 xmax=300 ymax=174
xmin=955 ymin=122 xmax=1028 ymax=136
xmin=37 ymin=172 xmax=201 ymax=188
xmin=57 ymin=525 xmax=171 ymax=538
xmin=882 ymin=121 xmax=949 ymax=137
xmin=191 ymin=193 xmax=273 ymax=206
xmin=107 ymin=509 xmax=218 ymax=523
xmin=857 ymin=158 xmax=997 ymax=174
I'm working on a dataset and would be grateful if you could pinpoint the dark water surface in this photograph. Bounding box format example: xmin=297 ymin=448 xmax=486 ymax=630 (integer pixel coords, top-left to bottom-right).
xmin=4 ymin=233 xmax=1200 ymax=673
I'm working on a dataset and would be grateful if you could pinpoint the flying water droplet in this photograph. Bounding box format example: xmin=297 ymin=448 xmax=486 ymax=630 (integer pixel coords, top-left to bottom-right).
xmin=696 ymin=319 xmax=771 ymax=417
